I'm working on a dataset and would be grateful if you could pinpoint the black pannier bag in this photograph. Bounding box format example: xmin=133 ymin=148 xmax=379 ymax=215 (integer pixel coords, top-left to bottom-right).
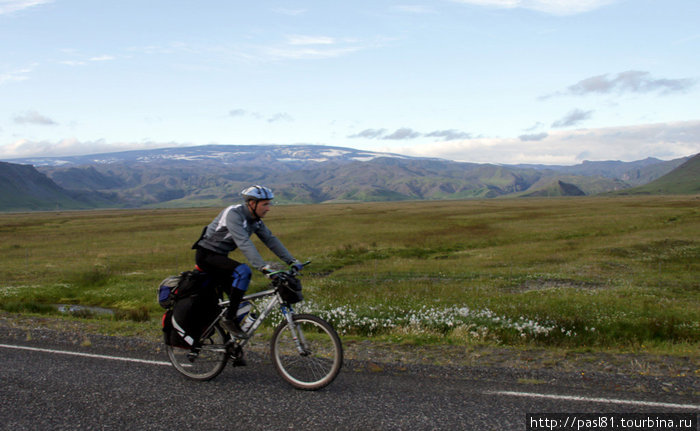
xmin=170 ymin=284 xmax=219 ymax=347
xmin=161 ymin=309 xmax=189 ymax=348
xmin=158 ymin=270 xmax=204 ymax=309
xmin=278 ymin=276 xmax=303 ymax=304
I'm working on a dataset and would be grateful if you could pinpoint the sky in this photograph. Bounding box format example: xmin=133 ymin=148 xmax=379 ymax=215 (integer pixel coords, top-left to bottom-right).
xmin=1 ymin=0 xmax=699 ymax=165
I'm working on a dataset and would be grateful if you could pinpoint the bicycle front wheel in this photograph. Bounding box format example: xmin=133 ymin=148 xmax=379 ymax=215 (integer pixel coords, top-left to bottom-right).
xmin=271 ymin=313 xmax=343 ymax=390
xmin=166 ymin=324 xmax=228 ymax=381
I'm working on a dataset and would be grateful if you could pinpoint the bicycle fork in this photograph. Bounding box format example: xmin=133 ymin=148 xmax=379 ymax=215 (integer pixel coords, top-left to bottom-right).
xmin=281 ymin=306 xmax=311 ymax=356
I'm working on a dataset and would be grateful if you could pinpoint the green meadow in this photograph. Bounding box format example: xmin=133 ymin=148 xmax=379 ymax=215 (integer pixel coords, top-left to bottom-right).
xmin=1 ymin=196 xmax=698 ymax=353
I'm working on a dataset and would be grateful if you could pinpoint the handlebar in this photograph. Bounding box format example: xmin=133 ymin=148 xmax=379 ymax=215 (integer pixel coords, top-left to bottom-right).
xmin=268 ymin=260 xmax=311 ymax=278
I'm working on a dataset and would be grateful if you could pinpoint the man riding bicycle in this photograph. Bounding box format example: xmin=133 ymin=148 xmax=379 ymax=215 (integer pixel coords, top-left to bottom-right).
xmin=192 ymin=185 xmax=301 ymax=338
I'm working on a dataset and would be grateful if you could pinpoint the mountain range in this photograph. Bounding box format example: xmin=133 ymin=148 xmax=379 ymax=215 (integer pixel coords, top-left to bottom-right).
xmin=0 ymin=145 xmax=696 ymax=211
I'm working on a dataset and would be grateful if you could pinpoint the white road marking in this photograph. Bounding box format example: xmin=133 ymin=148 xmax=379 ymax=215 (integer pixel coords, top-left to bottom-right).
xmin=0 ymin=343 xmax=171 ymax=366
xmin=490 ymin=390 xmax=700 ymax=410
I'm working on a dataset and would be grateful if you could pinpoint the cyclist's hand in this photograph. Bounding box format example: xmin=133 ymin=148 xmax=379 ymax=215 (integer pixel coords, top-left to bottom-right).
xmin=291 ymin=260 xmax=304 ymax=272
xmin=261 ymin=264 xmax=275 ymax=279
xmin=261 ymin=263 xmax=284 ymax=278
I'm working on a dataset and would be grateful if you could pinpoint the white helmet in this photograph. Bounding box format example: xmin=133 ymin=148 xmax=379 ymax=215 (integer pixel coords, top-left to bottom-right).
xmin=241 ymin=185 xmax=274 ymax=202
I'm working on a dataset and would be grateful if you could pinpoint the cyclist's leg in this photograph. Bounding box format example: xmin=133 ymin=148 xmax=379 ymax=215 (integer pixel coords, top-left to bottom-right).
xmin=219 ymin=264 xmax=252 ymax=338
xmin=195 ymin=247 xmax=249 ymax=305
xmin=227 ymin=263 xmax=251 ymax=315
xmin=195 ymin=248 xmax=252 ymax=336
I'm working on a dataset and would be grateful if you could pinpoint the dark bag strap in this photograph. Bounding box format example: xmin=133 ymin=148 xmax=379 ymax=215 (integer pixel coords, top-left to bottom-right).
xmin=191 ymin=226 xmax=208 ymax=249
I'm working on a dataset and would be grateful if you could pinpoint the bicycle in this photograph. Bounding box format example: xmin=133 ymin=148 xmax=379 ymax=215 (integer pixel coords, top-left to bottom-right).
xmin=164 ymin=261 xmax=343 ymax=391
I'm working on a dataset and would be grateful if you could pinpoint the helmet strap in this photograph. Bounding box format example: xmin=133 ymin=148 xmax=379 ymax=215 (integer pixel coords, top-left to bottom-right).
xmin=248 ymin=199 xmax=260 ymax=219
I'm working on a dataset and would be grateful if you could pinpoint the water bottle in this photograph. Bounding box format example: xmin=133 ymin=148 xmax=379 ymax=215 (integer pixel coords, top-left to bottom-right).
xmin=236 ymin=301 xmax=255 ymax=331
xmin=241 ymin=312 xmax=257 ymax=331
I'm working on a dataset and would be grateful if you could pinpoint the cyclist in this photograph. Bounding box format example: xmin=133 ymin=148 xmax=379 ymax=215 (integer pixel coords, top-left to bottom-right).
xmin=192 ymin=185 xmax=301 ymax=338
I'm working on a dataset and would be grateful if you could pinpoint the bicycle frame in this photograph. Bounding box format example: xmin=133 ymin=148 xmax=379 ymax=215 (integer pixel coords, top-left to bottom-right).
xmin=203 ymin=287 xmax=303 ymax=351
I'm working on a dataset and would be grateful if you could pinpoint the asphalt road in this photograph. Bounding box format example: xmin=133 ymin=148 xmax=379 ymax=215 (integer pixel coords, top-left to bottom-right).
xmin=1 ymin=339 xmax=697 ymax=431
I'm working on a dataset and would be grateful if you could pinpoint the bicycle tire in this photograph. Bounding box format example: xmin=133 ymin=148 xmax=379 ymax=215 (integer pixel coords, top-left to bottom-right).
xmin=271 ymin=313 xmax=343 ymax=390
xmin=166 ymin=324 xmax=228 ymax=381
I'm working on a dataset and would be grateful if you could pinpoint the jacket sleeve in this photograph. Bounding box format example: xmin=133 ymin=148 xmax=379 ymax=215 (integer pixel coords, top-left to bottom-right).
xmin=255 ymin=222 xmax=296 ymax=266
xmin=226 ymin=210 xmax=268 ymax=270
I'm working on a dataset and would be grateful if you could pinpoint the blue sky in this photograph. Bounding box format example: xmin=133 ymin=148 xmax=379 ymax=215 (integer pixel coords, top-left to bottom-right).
xmin=1 ymin=0 xmax=699 ymax=164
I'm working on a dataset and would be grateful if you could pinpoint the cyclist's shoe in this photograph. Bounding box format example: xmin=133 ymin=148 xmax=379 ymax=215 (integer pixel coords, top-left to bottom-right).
xmin=227 ymin=344 xmax=246 ymax=366
xmin=231 ymin=353 xmax=247 ymax=367
xmin=221 ymin=318 xmax=249 ymax=339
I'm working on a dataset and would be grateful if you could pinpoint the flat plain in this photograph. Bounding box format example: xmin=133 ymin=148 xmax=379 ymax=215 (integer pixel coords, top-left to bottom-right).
xmin=0 ymin=196 xmax=698 ymax=354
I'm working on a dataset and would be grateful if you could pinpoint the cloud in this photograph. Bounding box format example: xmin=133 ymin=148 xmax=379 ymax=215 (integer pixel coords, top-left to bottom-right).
xmin=286 ymin=35 xmax=336 ymax=45
xmin=0 ymin=66 xmax=34 ymax=85
xmin=449 ymin=0 xmax=618 ymax=16
xmin=59 ymin=60 xmax=86 ymax=66
xmin=383 ymin=128 xmax=422 ymax=140
xmin=13 ymin=110 xmax=57 ymax=125
xmin=0 ymin=138 xmax=181 ymax=159
xmin=551 ymin=109 xmax=593 ymax=128
xmin=349 ymin=127 xmax=472 ymax=141
xmin=89 ymin=55 xmax=115 ymax=62
xmin=57 ymin=52 xmax=116 ymax=67
xmin=519 ymin=132 xmax=548 ymax=141
xmin=349 ymin=128 xmax=388 ymax=139
xmin=228 ymin=108 xmax=292 ymax=123
xmin=0 ymin=0 xmax=52 ymax=15
xmin=130 ymin=33 xmax=366 ymax=64
xmin=267 ymin=113 xmax=293 ymax=123
xmin=264 ymin=45 xmax=361 ymax=60
xmin=229 ymin=109 xmax=248 ymax=117
xmin=425 ymin=129 xmax=472 ymax=140
xmin=259 ymin=33 xmax=366 ymax=61
xmin=524 ymin=122 xmax=545 ymax=132
xmin=555 ymin=70 xmax=696 ymax=97
xmin=392 ymin=120 xmax=700 ymax=164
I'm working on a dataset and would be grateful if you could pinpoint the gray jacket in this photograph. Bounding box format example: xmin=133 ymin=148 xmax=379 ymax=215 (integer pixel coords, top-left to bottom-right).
xmin=195 ymin=204 xmax=295 ymax=270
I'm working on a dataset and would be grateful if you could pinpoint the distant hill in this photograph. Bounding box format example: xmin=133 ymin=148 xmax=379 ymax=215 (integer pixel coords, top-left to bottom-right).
xmin=619 ymin=157 xmax=691 ymax=186
xmin=5 ymin=145 xmax=549 ymax=206
xmin=519 ymin=179 xmax=586 ymax=197
xmin=612 ymin=153 xmax=700 ymax=195
xmin=0 ymin=162 xmax=94 ymax=211
xmin=48 ymin=165 xmax=126 ymax=191
xmin=515 ymin=174 xmax=628 ymax=197
xmin=515 ymin=157 xmax=688 ymax=183
xmin=1 ymin=145 xmax=697 ymax=211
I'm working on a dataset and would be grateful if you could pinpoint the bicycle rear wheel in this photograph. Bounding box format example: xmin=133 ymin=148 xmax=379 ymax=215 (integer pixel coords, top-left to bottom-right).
xmin=166 ymin=324 xmax=228 ymax=381
xmin=271 ymin=313 xmax=343 ymax=390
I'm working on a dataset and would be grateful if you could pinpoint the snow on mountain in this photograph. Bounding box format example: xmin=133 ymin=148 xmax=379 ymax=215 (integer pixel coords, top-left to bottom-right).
xmin=3 ymin=144 xmax=412 ymax=167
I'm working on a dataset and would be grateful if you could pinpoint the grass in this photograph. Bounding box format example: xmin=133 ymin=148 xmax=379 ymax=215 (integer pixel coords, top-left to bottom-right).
xmin=0 ymin=196 xmax=698 ymax=353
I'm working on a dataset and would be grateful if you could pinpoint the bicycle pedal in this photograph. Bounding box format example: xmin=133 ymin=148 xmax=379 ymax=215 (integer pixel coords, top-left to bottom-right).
xmin=230 ymin=356 xmax=247 ymax=367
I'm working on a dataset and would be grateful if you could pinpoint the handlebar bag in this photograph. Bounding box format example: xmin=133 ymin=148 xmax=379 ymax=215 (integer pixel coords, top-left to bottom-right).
xmin=278 ymin=277 xmax=303 ymax=304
